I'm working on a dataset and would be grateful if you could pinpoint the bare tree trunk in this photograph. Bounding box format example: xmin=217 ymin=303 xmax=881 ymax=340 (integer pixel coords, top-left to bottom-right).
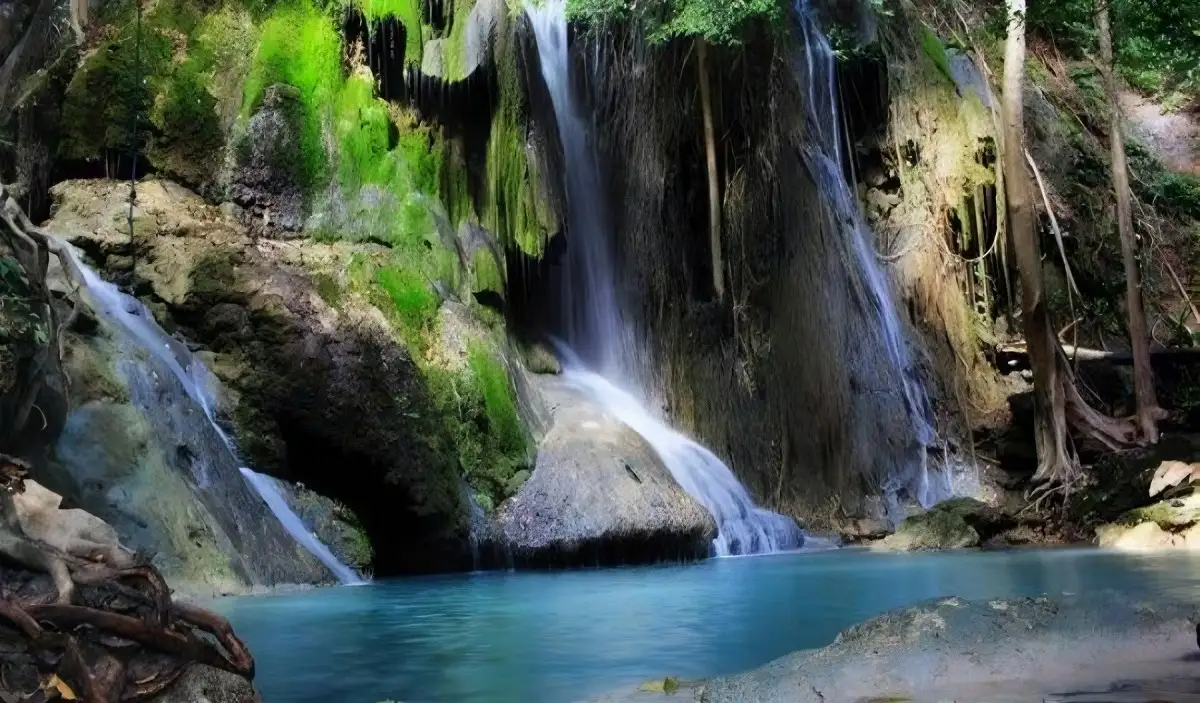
xmin=697 ymin=39 xmax=724 ymax=301
xmin=1096 ymin=0 xmax=1164 ymax=442
xmin=1002 ymin=0 xmax=1076 ymax=486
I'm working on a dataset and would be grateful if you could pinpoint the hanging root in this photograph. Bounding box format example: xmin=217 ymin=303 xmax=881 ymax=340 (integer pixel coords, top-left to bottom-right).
xmin=0 ymin=472 xmax=254 ymax=701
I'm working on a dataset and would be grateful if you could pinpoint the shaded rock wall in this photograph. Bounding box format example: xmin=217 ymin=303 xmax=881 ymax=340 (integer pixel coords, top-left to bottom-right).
xmin=44 ymin=179 xmax=471 ymax=577
xmin=515 ymin=19 xmax=942 ymax=530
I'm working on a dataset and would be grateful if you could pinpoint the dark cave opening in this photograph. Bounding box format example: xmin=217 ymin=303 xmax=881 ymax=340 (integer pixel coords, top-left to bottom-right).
xmin=274 ymin=415 xmax=472 ymax=577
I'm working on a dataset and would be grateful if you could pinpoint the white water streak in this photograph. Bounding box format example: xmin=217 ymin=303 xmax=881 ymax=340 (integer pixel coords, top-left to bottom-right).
xmin=64 ymin=247 xmax=364 ymax=584
xmin=527 ymin=1 xmax=809 ymax=555
xmin=794 ymin=1 xmax=949 ymax=509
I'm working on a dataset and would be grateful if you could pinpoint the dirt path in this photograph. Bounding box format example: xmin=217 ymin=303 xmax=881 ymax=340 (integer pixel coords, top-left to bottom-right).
xmin=1121 ymin=90 xmax=1200 ymax=175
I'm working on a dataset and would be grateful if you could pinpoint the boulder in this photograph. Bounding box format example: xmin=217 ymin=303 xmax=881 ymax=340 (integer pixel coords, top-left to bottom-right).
xmin=874 ymin=497 xmax=1012 ymax=551
xmin=1095 ymin=493 xmax=1200 ymax=551
xmin=695 ymin=594 xmax=1199 ymax=703
xmin=148 ymin=665 xmax=261 ymax=703
xmin=497 ymin=378 xmax=716 ymax=565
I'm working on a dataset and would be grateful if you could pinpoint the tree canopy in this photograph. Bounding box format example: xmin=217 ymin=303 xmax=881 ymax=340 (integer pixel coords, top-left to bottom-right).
xmin=566 ymin=0 xmax=780 ymax=45
xmin=1027 ymin=0 xmax=1200 ymax=100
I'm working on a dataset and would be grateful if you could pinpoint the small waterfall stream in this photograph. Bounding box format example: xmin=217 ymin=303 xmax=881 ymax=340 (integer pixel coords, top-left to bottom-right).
xmin=793 ymin=1 xmax=948 ymax=509
xmin=64 ymin=248 xmax=364 ymax=584
xmin=527 ymin=1 xmax=807 ymax=556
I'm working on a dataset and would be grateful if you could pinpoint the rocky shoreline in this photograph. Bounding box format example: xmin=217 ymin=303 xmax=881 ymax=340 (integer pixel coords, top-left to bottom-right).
xmin=590 ymin=593 xmax=1200 ymax=703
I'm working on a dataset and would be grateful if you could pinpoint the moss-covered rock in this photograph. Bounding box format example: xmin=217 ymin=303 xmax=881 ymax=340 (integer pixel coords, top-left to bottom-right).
xmin=1095 ymin=493 xmax=1200 ymax=551
xmin=875 ymin=498 xmax=1011 ymax=551
xmin=229 ymin=84 xmax=309 ymax=234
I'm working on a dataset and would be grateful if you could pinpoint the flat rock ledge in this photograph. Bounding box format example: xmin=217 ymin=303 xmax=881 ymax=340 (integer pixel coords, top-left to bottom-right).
xmin=496 ymin=379 xmax=716 ymax=567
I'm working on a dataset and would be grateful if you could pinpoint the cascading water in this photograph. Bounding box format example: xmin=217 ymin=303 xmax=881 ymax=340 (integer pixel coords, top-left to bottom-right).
xmin=793 ymin=1 xmax=949 ymax=510
xmin=62 ymin=248 xmax=364 ymax=584
xmin=527 ymin=1 xmax=808 ymax=556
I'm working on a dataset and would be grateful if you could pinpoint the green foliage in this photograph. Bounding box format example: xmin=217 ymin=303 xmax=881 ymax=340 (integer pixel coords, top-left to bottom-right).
xmin=1028 ymin=0 xmax=1200 ymax=101
xmin=1127 ymin=139 xmax=1200 ymax=221
xmin=567 ymin=0 xmax=778 ymax=45
xmin=0 ymin=257 xmax=45 ymax=346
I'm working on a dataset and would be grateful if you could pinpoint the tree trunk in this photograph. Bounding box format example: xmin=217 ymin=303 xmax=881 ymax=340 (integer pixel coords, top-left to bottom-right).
xmin=697 ymin=38 xmax=724 ymax=301
xmin=1096 ymin=0 xmax=1164 ymax=442
xmin=1002 ymin=0 xmax=1076 ymax=486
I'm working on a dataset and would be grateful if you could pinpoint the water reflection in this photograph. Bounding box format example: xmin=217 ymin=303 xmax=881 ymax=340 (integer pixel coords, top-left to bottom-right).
xmin=215 ymin=549 xmax=1200 ymax=702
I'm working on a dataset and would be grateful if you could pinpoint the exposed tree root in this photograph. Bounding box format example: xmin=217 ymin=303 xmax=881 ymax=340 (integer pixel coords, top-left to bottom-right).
xmin=0 ymin=467 xmax=255 ymax=701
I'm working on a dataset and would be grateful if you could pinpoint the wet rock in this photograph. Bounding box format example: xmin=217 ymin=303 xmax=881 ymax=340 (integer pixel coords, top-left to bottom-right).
xmin=874 ymin=498 xmax=1012 ymax=551
xmin=697 ymin=594 xmax=1199 ymax=703
xmin=273 ymin=478 xmax=374 ymax=573
xmin=497 ymin=378 xmax=716 ymax=565
xmin=148 ymin=665 xmax=261 ymax=703
xmin=45 ymin=179 xmax=471 ymax=577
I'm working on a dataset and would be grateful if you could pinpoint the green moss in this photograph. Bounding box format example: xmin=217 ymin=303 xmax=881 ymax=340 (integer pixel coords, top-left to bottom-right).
xmin=482 ymin=38 xmax=552 ymax=257
xmin=424 ymin=342 xmax=529 ymax=508
xmin=241 ymin=2 xmax=342 ymax=190
xmin=377 ymin=265 xmax=439 ymax=348
xmin=472 ymin=248 xmax=503 ymax=295
xmin=355 ymin=0 xmax=424 ymax=64
xmin=150 ymin=59 xmax=224 ymax=184
xmin=440 ymin=0 xmax=476 ymax=81
xmin=59 ymin=26 xmax=172 ymax=162
xmin=314 ymin=272 xmax=345 ymax=309
xmin=468 ymin=341 xmax=526 ymax=457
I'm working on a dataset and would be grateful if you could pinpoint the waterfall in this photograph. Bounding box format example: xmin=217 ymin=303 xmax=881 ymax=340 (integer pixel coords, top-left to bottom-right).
xmin=63 ymin=248 xmax=364 ymax=585
xmin=527 ymin=1 xmax=808 ymax=556
xmin=238 ymin=468 xmax=363 ymax=584
xmin=793 ymin=1 xmax=948 ymax=509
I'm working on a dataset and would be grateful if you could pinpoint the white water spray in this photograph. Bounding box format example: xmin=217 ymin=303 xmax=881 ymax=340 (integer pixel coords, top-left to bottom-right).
xmin=794 ymin=1 xmax=949 ymax=509
xmin=63 ymin=248 xmax=363 ymax=584
xmin=527 ymin=1 xmax=809 ymax=556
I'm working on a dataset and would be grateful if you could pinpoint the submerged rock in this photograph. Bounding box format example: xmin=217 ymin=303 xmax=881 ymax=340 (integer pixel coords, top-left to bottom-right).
xmin=696 ymin=594 xmax=1199 ymax=703
xmin=497 ymin=378 xmax=716 ymax=565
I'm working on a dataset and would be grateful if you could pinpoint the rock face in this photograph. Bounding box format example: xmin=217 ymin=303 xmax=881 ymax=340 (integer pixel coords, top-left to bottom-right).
xmin=43 ymin=179 xmax=468 ymax=577
xmin=1095 ymin=493 xmax=1200 ymax=550
xmin=874 ymin=497 xmax=1012 ymax=551
xmin=497 ymin=377 xmax=716 ymax=565
xmin=148 ymin=666 xmax=261 ymax=703
xmin=698 ymin=595 xmax=1200 ymax=703
xmin=228 ymin=85 xmax=307 ymax=236
xmin=44 ymin=258 xmax=333 ymax=597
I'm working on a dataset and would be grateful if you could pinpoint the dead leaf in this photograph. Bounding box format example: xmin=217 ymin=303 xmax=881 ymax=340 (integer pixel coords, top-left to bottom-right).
xmin=1150 ymin=461 xmax=1198 ymax=497
xmin=44 ymin=674 xmax=77 ymax=700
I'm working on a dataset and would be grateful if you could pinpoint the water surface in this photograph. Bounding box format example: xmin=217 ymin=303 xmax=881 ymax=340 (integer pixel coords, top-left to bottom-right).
xmin=215 ymin=548 xmax=1200 ymax=702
